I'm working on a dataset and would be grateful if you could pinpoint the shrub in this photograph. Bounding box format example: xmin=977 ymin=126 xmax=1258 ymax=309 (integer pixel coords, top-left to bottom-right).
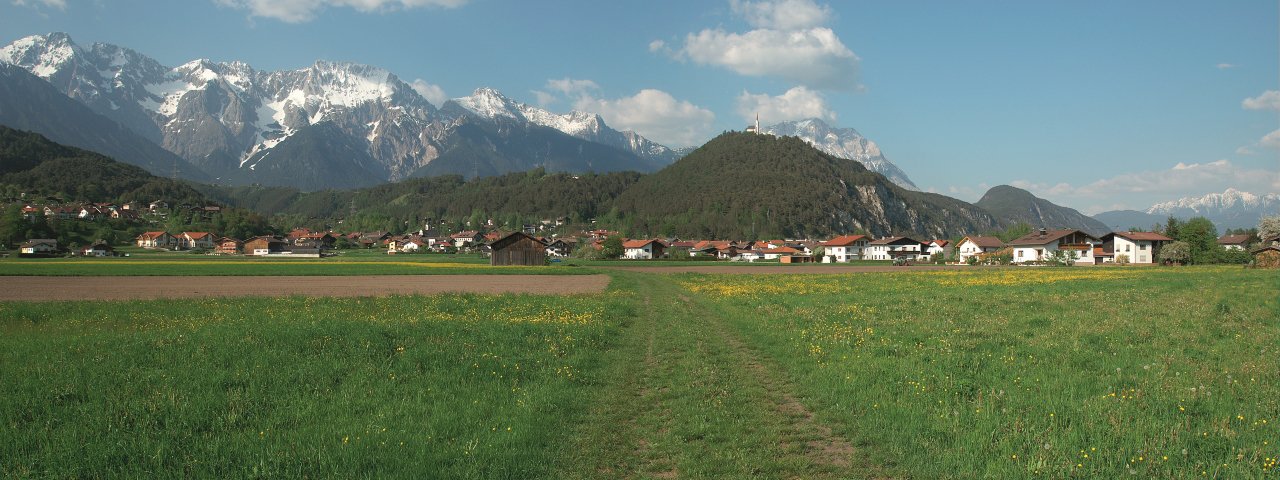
xmin=1115 ymin=253 xmax=1130 ymax=265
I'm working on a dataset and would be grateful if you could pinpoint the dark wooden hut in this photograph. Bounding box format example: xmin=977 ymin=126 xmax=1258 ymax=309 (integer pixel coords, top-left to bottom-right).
xmin=489 ymin=232 xmax=547 ymax=266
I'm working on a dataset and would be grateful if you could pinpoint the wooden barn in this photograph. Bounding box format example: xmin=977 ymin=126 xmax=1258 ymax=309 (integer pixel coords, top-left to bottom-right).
xmin=490 ymin=232 xmax=547 ymax=266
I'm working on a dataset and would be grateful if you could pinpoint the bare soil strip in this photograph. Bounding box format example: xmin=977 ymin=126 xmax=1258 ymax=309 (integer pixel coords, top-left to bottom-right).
xmin=0 ymin=275 xmax=610 ymax=301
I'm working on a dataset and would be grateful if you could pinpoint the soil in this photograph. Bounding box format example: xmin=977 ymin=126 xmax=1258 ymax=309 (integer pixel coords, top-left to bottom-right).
xmin=0 ymin=275 xmax=611 ymax=301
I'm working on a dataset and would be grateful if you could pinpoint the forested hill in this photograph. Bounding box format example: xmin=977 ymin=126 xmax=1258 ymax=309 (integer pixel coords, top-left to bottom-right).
xmin=202 ymin=133 xmax=1006 ymax=238
xmin=613 ymin=132 xmax=1002 ymax=239
xmin=0 ymin=126 xmax=209 ymax=206
xmin=196 ymin=170 xmax=643 ymax=233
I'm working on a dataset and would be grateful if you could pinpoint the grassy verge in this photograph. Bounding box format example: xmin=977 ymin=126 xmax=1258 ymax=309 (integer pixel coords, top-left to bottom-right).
xmin=677 ymin=266 xmax=1280 ymax=477
xmin=0 ymin=291 xmax=633 ymax=477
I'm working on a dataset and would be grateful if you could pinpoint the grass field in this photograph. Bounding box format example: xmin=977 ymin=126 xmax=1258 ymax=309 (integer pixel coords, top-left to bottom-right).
xmin=2 ymin=266 xmax=1277 ymax=477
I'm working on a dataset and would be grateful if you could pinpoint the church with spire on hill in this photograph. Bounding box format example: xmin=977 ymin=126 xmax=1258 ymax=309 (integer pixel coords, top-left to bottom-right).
xmin=745 ymin=113 xmax=760 ymax=134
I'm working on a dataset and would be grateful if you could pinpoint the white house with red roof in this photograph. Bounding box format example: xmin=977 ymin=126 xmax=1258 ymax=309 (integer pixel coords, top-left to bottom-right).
xmin=135 ymin=231 xmax=175 ymax=249
xmin=955 ymin=236 xmax=1006 ymax=263
xmin=1099 ymin=231 xmax=1173 ymax=264
xmin=623 ymin=239 xmax=666 ymax=259
xmin=1008 ymin=229 xmax=1099 ymax=265
xmin=821 ymin=235 xmax=868 ymax=262
xmin=865 ymin=236 xmax=927 ymax=261
xmin=177 ymin=232 xmax=216 ymax=250
xmin=926 ymin=240 xmax=950 ymax=259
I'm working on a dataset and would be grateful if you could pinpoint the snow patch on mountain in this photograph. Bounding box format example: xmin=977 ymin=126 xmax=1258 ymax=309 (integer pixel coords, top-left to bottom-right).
xmin=1146 ymin=188 xmax=1280 ymax=229
xmin=760 ymin=118 xmax=918 ymax=190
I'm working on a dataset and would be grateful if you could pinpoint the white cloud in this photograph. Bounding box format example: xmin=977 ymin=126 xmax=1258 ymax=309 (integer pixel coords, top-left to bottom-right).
xmin=730 ymin=0 xmax=830 ymax=30
xmin=531 ymin=90 xmax=556 ymax=107
xmin=736 ymin=86 xmax=834 ymax=123
xmin=573 ymin=89 xmax=716 ymax=147
xmin=1236 ymin=146 xmax=1255 ymax=156
xmin=12 ymin=0 xmax=66 ymax=10
xmin=678 ymin=27 xmax=860 ymax=90
xmin=545 ymin=78 xmax=600 ymax=97
xmin=670 ymin=0 xmax=861 ymax=91
xmin=1216 ymin=63 xmax=1238 ymax=69
xmin=214 ymin=0 xmax=466 ymax=23
xmin=648 ymin=40 xmax=667 ymax=53
xmin=409 ymin=79 xmax=446 ymax=105
xmin=1011 ymin=159 xmax=1280 ymax=213
xmin=1243 ymin=90 xmax=1280 ymax=111
xmin=1262 ymin=129 xmax=1280 ymax=149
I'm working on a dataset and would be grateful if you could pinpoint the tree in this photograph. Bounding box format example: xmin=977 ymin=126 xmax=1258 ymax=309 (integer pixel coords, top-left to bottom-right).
xmin=1177 ymin=217 xmax=1218 ymax=264
xmin=600 ymin=236 xmax=624 ymax=259
xmin=1162 ymin=217 xmax=1181 ymax=239
xmin=0 ymin=203 xmax=23 ymax=248
xmin=1259 ymin=215 xmax=1280 ymax=243
xmin=1159 ymin=241 xmax=1191 ymax=265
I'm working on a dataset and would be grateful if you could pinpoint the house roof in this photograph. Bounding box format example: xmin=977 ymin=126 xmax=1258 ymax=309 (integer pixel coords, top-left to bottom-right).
xmin=822 ymin=235 xmax=867 ymax=246
xmin=763 ymin=246 xmax=801 ymax=254
xmin=183 ymin=232 xmax=212 ymax=239
xmin=1217 ymin=234 xmax=1252 ymax=245
xmin=869 ymin=236 xmax=924 ymax=246
xmin=20 ymin=239 xmax=57 ymax=247
xmin=930 ymin=239 xmax=950 ymax=248
xmin=1007 ymin=229 xmax=1097 ymax=246
xmin=961 ymin=236 xmax=1005 ymax=248
xmin=489 ymin=231 xmax=546 ymax=250
xmin=137 ymin=231 xmax=169 ymax=240
xmin=623 ymin=239 xmax=664 ymax=249
xmin=1109 ymin=231 xmax=1173 ymax=242
xmin=451 ymin=230 xmax=480 ymax=239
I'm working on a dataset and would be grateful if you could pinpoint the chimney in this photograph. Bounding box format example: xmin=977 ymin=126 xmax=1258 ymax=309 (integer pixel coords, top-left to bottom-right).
xmin=1038 ymin=228 xmax=1047 ymax=236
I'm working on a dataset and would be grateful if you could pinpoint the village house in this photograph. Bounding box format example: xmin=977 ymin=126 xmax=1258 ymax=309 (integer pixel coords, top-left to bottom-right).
xmin=926 ymin=240 xmax=949 ymax=259
xmin=177 ymin=232 xmax=216 ymax=250
xmin=821 ymin=235 xmax=869 ymax=262
xmin=19 ymin=239 xmax=60 ymax=257
xmin=452 ymin=230 xmax=484 ymax=250
xmin=215 ymin=237 xmax=243 ymax=255
xmin=623 ymin=239 xmax=666 ymax=260
xmin=865 ymin=236 xmax=927 ymax=261
xmin=955 ymin=236 xmax=1006 ymax=263
xmin=489 ymin=231 xmax=547 ymax=266
xmin=762 ymin=246 xmax=801 ymax=260
xmin=1008 ymin=229 xmax=1099 ymax=265
xmin=81 ymin=240 xmax=113 ymax=257
xmin=1098 ymin=231 xmax=1172 ymax=264
xmin=545 ymin=238 xmax=579 ymax=257
xmin=136 ymin=231 xmax=175 ymax=249
xmin=1217 ymin=234 xmax=1251 ymax=251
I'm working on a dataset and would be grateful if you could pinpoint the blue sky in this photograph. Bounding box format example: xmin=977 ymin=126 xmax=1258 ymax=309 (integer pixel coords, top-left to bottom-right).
xmin=3 ymin=0 xmax=1278 ymax=213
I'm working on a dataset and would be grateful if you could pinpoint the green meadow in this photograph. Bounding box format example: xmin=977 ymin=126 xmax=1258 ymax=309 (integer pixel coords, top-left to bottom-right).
xmin=0 ymin=253 xmax=594 ymax=276
xmin=2 ymin=266 xmax=1278 ymax=478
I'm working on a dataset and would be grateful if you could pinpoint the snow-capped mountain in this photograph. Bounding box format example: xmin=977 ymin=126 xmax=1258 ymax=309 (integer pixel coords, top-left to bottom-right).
xmin=449 ymin=87 xmax=679 ymax=167
xmin=0 ymin=32 xmax=665 ymax=189
xmin=760 ymin=118 xmax=918 ymax=190
xmin=1146 ymin=188 xmax=1280 ymax=229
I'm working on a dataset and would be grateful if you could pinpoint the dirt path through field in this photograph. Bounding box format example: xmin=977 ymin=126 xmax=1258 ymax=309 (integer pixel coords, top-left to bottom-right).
xmin=559 ymin=272 xmax=882 ymax=479
xmin=0 ymin=275 xmax=610 ymax=301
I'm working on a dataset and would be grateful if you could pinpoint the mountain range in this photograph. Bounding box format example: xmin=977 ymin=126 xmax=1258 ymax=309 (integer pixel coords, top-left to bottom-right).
xmin=0 ymin=32 xmax=916 ymax=192
xmin=1092 ymin=189 xmax=1279 ymax=231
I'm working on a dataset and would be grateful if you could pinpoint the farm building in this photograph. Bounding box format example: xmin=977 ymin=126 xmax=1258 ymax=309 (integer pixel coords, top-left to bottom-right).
xmin=1253 ymin=246 xmax=1280 ymax=269
xmin=490 ymin=232 xmax=547 ymax=266
xmin=243 ymin=236 xmax=288 ymax=256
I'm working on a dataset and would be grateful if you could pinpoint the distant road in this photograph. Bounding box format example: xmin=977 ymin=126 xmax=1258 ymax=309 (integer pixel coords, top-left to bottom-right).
xmin=0 ymin=275 xmax=610 ymax=301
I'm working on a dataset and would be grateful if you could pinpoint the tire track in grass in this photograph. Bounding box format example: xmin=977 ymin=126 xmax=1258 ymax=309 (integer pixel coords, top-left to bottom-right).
xmin=559 ymin=272 xmax=886 ymax=479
